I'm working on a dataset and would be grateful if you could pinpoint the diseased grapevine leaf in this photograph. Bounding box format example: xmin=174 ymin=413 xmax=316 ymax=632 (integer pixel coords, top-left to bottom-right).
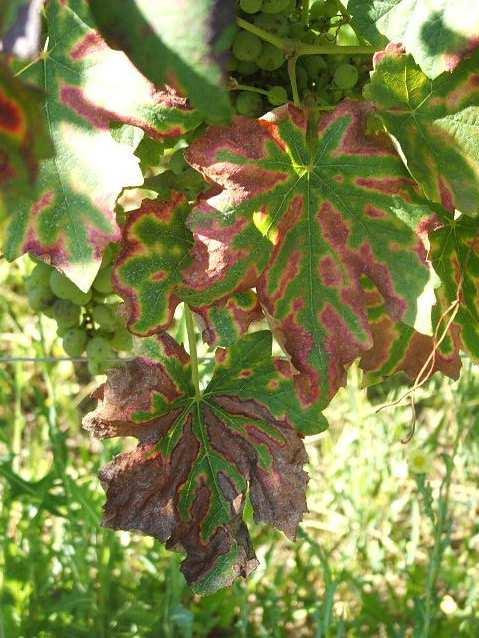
xmin=113 ymin=194 xmax=193 ymax=336
xmin=430 ymin=214 xmax=479 ymax=360
xmin=348 ymin=0 xmax=479 ymax=79
xmin=359 ymin=276 xmax=461 ymax=384
xmin=89 ymin=0 xmax=235 ymax=123
xmin=184 ymin=102 xmax=438 ymax=408
xmin=0 ymin=0 xmax=43 ymax=58
xmin=366 ymin=45 xmax=479 ymax=216
xmin=195 ymin=291 xmax=263 ymax=347
xmin=83 ymin=330 xmax=325 ymax=594
xmin=3 ymin=0 xmax=202 ymax=291
xmin=0 ymin=62 xmax=52 ymax=198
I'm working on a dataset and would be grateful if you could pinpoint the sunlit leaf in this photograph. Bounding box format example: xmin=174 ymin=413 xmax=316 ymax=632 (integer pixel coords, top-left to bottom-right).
xmin=366 ymin=45 xmax=479 ymax=216
xmin=349 ymin=0 xmax=479 ymax=79
xmin=184 ymin=102 xmax=438 ymax=408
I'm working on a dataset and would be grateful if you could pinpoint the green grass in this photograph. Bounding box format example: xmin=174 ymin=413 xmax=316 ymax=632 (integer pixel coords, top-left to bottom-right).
xmin=1 ymin=256 xmax=479 ymax=637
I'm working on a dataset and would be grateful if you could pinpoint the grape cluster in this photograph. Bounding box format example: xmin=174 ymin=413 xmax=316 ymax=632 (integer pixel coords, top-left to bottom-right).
xmin=230 ymin=0 xmax=371 ymax=117
xmin=25 ymin=247 xmax=132 ymax=375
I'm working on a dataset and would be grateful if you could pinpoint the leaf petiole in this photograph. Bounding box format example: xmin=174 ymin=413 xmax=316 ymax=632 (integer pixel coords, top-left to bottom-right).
xmin=184 ymin=304 xmax=201 ymax=400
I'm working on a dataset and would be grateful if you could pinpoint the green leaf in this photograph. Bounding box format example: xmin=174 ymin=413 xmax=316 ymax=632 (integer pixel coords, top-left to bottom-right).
xmin=348 ymin=0 xmax=479 ymax=79
xmin=359 ymin=276 xmax=461 ymax=384
xmin=366 ymin=45 xmax=479 ymax=216
xmin=113 ymin=194 xmax=193 ymax=335
xmin=83 ymin=331 xmax=325 ymax=594
xmin=89 ymin=0 xmax=235 ymax=123
xmin=3 ymin=0 xmax=202 ymax=291
xmin=184 ymin=102 xmax=437 ymax=408
xmin=0 ymin=62 xmax=52 ymax=199
xmin=430 ymin=214 xmax=479 ymax=360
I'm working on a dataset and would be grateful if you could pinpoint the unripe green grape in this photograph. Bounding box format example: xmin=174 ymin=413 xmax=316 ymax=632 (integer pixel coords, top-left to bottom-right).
xmin=310 ymin=0 xmax=337 ymax=19
xmin=303 ymin=54 xmax=327 ymax=79
xmin=111 ymin=327 xmax=133 ymax=352
xmin=236 ymin=60 xmax=258 ymax=75
xmin=51 ymin=299 xmax=81 ymax=328
xmin=267 ymin=85 xmax=288 ymax=105
xmin=87 ymin=336 xmax=116 ymax=363
xmin=49 ymin=270 xmax=92 ymax=304
xmin=62 ymin=327 xmax=88 ymax=358
xmin=88 ymin=358 xmax=106 ymax=376
xmin=262 ymin=0 xmax=289 ymax=14
xmin=27 ymin=262 xmax=53 ymax=290
xmin=93 ymin=265 xmax=114 ymax=295
xmin=254 ymin=13 xmax=289 ymax=36
xmin=92 ymin=304 xmax=119 ymax=332
xmin=256 ymin=43 xmax=285 ymax=70
xmin=232 ymin=31 xmax=263 ymax=62
xmin=333 ymin=63 xmax=359 ymax=89
xmin=240 ymin=0 xmax=263 ymax=13
xmin=336 ymin=23 xmax=359 ymax=46
xmin=289 ymin=22 xmax=307 ymax=39
xmin=27 ymin=286 xmax=55 ymax=311
xmin=235 ymin=91 xmax=264 ymax=117
xmin=295 ymin=65 xmax=309 ymax=91
xmin=226 ymin=56 xmax=239 ymax=72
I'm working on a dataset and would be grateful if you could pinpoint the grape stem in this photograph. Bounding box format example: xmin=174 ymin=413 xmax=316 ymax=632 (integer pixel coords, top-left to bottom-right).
xmin=236 ymin=17 xmax=376 ymax=56
xmin=184 ymin=304 xmax=201 ymax=401
xmin=287 ymin=57 xmax=300 ymax=107
xmin=228 ymin=80 xmax=269 ymax=96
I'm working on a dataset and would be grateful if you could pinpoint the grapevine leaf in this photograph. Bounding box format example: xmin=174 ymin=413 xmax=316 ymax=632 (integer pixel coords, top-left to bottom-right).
xmin=348 ymin=0 xmax=479 ymax=79
xmin=195 ymin=291 xmax=264 ymax=347
xmin=83 ymin=331 xmax=325 ymax=594
xmin=184 ymin=102 xmax=437 ymax=407
xmin=3 ymin=0 xmax=202 ymax=291
xmin=89 ymin=0 xmax=235 ymax=123
xmin=366 ymin=45 xmax=479 ymax=216
xmin=359 ymin=277 xmax=461 ymax=384
xmin=0 ymin=0 xmax=43 ymax=58
xmin=430 ymin=214 xmax=479 ymax=360
xmin=0 ymin=62 xmax=52 ymax=197
xmin=113 ymin=194 xmax=193 ymax=336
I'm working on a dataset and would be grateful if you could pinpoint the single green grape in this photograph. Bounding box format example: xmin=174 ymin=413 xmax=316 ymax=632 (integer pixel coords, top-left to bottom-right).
xmin=87 ymin=358 xmax=106 ymax=376
xmin=93 ymin=265 xmax=114 ymax=295
xmin=267 ymin=85 xmax=288 ymax=105
xmin=27 ymin=286 xmax=55 ymax=312
xmin=27 ymin=262 xmax=52 ymax=290
xmin=92 ymin=304 xmax=119 ymax=332
xmin=303 ymin=54 xmax=327 ymax=79
xmin=333 ymin=63 xmax=359 ymax=89
xmin=240 ymin=0 xmax=263 ymax=13
xmin=232 ymin=30 xmax=263 ymax=62
xmin=62 ymin=328 xmax=88 ymax=358
xmin=49 ymin=270 xmax=92 ymax=304
xmin=235 ymin=91 xmax=264 ymax=117
xmin=296 ymin=65 xmax=309 ymax=90
xmin=110 ymin=327 xmax=133 ymax=352
xmin=256 ymin=43 xmax=285 ymax=70
xmin=310 ymin=0 xmax=337 ymax=19
xmin=236 ymin=60 xmax=258 ymax=76
xmin=51 ymin=299 xmax=81 ymax=328
xmin=262 ymin=0 xmax=289 ymax=14
xmin=253 ymin=13 xmax=289 ymax=36
xmin=87 ymin=336 xmax=116 ymax=363
xmin=289 ymin=22 xmax=307 ymax=39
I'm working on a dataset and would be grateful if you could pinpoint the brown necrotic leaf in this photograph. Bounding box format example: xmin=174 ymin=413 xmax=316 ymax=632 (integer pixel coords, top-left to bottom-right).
xmin=183 ymin=102 xmax=439 ymax=409
xmin=84 ymin=331 xmax=324 ymax=594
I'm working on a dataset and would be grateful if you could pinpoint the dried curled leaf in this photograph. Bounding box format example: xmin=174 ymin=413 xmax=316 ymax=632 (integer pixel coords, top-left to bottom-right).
xmin=349 ymin=0 xmax=479 ymax=79
xmin=366 ymin=45 xmax=479 ymax=216
xmin=84 ymin=331 xmax=325 ymax=594
xmin=359 ymin=277 xmax=461 ymax=384
xmin=3 ymin=0 xmax=202 ymax=291
xmin=184 ymin=102 xmax=438 ymax=408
